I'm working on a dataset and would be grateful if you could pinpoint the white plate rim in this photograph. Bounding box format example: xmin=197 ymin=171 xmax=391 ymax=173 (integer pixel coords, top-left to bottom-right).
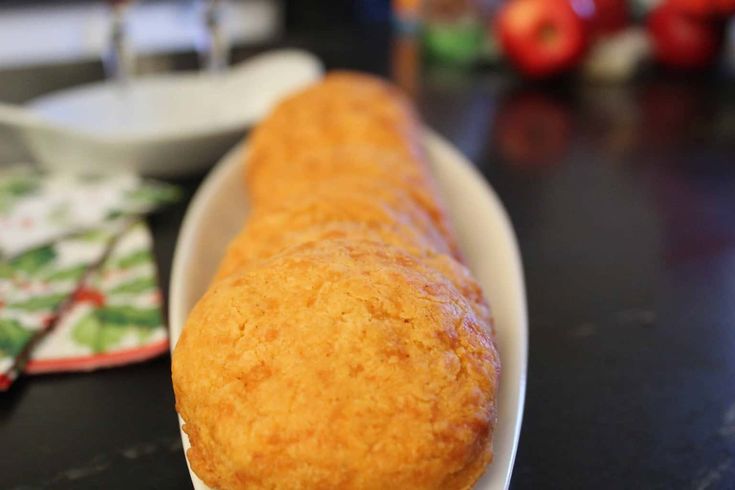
xmin=169 ymin=129 xmax=528 ymax=490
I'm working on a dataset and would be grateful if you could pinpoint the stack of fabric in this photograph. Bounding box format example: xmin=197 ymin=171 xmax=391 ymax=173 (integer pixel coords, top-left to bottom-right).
xmin=0 ymin=171 xmax=178 ymax=390
xmin=172 ymin=73 xmax=501 ymax=490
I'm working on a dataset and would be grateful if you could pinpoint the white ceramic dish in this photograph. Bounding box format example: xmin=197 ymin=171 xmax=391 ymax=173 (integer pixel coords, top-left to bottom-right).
xmin=169 ymin=130 xmax=528 ymax=490
xmin=0 ymin=49 xmax=322 ymax=176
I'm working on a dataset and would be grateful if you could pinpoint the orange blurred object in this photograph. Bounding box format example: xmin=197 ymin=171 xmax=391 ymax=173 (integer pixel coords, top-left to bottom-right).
xmin=392 ymin=35 xmax=420 ymax=98
xmin=393 ymin=0 xmax=422 ymax=24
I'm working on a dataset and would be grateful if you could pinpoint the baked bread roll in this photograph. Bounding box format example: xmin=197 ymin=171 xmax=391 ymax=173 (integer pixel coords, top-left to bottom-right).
xmin=215 ymin=220 xmax=438 ymax=280
xmin=173 ymin=240 xmax=500 ymax=490
xmin=214 ymin=186 xmax=451 ymax=278
xmin=245 ymin=145 xmax=458 ymax=256
xmin=245 ymin=72 xmax=424 ymax=185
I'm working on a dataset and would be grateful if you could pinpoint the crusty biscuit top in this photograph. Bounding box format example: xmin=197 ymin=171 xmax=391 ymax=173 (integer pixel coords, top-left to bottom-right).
xmin=173 ymin=240 xmax=499 ymax=490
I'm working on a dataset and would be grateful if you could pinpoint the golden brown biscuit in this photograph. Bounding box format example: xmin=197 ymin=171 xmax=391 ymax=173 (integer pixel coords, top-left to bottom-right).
xmin=245 ymin=72 xmax=425 ymax=185
xmin=242 ymin=72 xmax=462 ymax=258
xmin=261 ymin=71 xmax=419 ymax=137
xmin=296 ymin=239 xmax=491 ymax=330
xmin=215 ymin=225 xmax=490 ymax=327
xmin=214 ymin=220 xmax=436 ymax=281
xmin=246 ymin=145 xmax=431 ymax=207
xmin=173 ymin=240 xmax=499 ymax=490
xmin=224 ymin=186 xmax=452 ymax=263
xmin=244 ymin=144 xmax=459 ymax=254
xmin=422 ymin=252 xmax=493 ymax=328
xmin=251 ymin=176 xmax=459 ymax=257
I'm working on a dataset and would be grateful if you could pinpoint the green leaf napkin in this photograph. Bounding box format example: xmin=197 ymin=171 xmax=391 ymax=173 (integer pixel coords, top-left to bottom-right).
xmin=0 ymin=227 xmax=119 ymax=387
xmin=25 ymin=222 xmax=168 ymax=375
xmin=0 ymin=169 xmax=178 ymax=390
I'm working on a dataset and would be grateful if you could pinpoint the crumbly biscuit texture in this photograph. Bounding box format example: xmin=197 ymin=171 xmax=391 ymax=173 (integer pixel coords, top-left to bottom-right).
xmin=214 ymin=220 xmax=437 ymax=280
xmin=245 ymin=71 xmax=424 ymax=176
xmin=213 ymin=187 xmax=451 ymax=277
xmin=173 ymin=241 xmax=500 ymax=490
xmin=215 ymin=222 xmax=490 ymax=327
xmin=243 ymin=71 xmax=459 ymax=258
xmin=245 ymin=145 xmax=459 ymax=255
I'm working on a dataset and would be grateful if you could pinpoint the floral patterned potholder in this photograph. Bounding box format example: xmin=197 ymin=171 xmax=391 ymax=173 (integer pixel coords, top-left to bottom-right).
xmin=0 ymin=169 xmax=178 ymax=390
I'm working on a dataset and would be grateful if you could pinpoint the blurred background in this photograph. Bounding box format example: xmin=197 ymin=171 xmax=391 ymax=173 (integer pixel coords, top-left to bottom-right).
xmin=0 ymin=0 xmax=734 ymax=165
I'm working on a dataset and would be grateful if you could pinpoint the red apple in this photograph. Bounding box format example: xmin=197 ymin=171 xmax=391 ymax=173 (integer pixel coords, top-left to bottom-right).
xmin=647 ymin=2 xmax=724 ymax=69
xmin=587 ymin=0 xmax=629 ymax=36
xmin=496 ymin=0 xmax=588 ymax=78
xmin=669 ymin=0 xmax=735 ymax=17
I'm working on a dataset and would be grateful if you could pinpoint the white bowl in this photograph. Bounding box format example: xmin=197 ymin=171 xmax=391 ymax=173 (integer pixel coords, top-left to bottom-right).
xmin=169 ymin=130 xmax=528 ymax=489
xmin=4 ymin=49 xmax=323 ymax=176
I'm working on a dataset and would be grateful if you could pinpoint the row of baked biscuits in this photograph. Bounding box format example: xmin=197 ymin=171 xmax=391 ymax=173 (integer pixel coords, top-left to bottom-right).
xmin=172 ymin=72 xmax=501 ymax=490
xmin=219 ymin=72 xmax=461 ymax=281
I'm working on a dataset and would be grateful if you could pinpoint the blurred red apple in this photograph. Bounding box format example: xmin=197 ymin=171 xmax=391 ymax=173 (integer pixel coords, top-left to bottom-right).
xmin=587 ymin=0 xmax=629 ymax=36
xmin=668 ymin=0 xmax=735 ymax=17
xmin=648 ymin=2 xmax=724 ymax=69
xmin=496 ymin=0 xmax=588 ymax=78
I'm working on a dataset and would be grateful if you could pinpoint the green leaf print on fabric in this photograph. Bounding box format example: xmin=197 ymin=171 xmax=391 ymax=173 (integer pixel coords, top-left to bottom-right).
xmin=0 ymin=174 xmax=40 ymax=199
xmin=71 ymin=306 xmax=162 ymax=353
xmin=98 ymin=306 xmax=161 ymax=328
xmin=108 ymin=277 xmax=157 ymax=295
xmin=8 ymin=294 xmax=67 ymax=312
xmin=125 ymin=185 xmax=180 ymax=207
xmin=0 ymin=262 xmax=12 ymax=279
xmin=0 ymin=174 xmax=40 ymax=214
xmin=112 ymin=249 xmax=152 ymax=269
xmin=71 ymin=313 xmax=126 ymax=354
xmin=0 ymin=319 xmax=33 ymax=357
xmin=105 ymin=210 xmax=125 ymax=221
xmin=9 ymin=246 xmax=56 ymax=277
xmin=77 ymin=229 xmax=114 ymax=243
xmin=69 ymin=313 xmax=97 ymax=349
xmin=43 ymin=264 xmax=88 ymax=283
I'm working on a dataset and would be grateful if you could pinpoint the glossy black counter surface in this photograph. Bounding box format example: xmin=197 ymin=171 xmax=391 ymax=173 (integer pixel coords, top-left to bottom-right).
xmin=1 ymin=33 xmax=734 ymax=490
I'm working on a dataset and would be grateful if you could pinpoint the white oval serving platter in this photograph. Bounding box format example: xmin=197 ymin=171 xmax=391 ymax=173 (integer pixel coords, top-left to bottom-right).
xmin=169 ymin=129 xmax=528 ymax=490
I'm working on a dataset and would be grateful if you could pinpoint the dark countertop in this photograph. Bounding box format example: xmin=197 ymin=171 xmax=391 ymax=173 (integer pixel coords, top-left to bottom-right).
xmin=1 ymin=30 xmax=735 ymax=490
